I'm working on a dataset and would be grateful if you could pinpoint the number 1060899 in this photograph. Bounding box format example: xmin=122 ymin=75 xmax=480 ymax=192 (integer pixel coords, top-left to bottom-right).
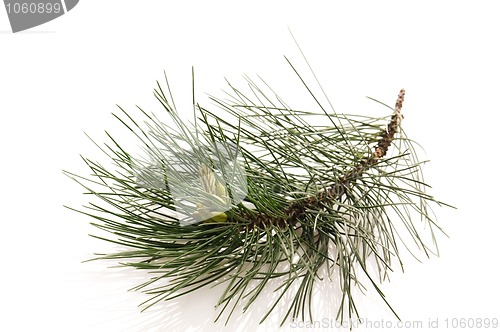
xmin=5 ymin=2 xmax=62 ymax=14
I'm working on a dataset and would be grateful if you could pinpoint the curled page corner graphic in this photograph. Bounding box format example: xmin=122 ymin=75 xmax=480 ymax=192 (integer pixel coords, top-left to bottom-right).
xmin=64 ymin=0 xmax=77 ymax=11
xmin=3 ymin=0 xmax=79 ymax=33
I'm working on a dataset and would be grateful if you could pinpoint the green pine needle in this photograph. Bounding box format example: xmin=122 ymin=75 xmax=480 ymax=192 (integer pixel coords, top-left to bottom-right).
xmin=65 ymin=59 xmax=451 ymax=326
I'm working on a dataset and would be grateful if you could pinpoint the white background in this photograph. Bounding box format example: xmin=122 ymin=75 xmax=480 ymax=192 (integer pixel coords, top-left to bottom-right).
xmin=1 ymin=1 xmax=499 ymax=331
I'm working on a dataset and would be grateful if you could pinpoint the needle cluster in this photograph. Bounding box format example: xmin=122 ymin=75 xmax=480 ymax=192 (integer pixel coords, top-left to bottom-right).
xmin=66 ymin=64 xmax=448 ymax=326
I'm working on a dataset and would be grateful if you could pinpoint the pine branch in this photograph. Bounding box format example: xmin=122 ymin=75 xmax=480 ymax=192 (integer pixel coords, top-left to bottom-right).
xmin=65 ymin=59 xmax=450 ymax=327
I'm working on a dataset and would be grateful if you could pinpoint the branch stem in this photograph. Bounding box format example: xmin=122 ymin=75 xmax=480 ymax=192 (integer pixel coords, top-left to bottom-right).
xmin=240 ymin=89 xmax=406 ymax=229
